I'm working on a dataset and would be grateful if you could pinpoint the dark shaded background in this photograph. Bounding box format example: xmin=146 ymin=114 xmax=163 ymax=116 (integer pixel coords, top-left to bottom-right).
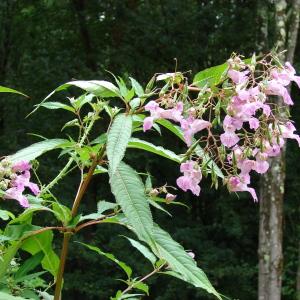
xmin=0 ymin=1 xmax=299 ymax=299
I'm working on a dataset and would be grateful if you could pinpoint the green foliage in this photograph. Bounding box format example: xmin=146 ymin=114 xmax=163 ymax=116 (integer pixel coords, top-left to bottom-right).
xmin=21 ymin=231 xmax=59 ymax=278
xmin=123 ymin=237 xmax=157 ymax=266
xmin=0 ymin=86 xmax=28 ymax=97
xmin=193 ymin=63 xmax=228 ymax=87
xmin=151 ymin=225 xmax=221 ymax=299
xmin=109 ymin=161 xmax=153 ymax=243
xmin=78 ymin=242 xmax=132 ymax=279
xmin=9 ymin=139 xmax=67 ymax=163
xmin=107 ymin=114 xmax=133 ymax=175
xmin=127 ymin=138 xmax=181 ymax=163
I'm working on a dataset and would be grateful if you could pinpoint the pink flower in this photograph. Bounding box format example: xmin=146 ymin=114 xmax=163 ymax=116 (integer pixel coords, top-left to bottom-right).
xmin=143 ymin=101 xmax=184 ymax=131
xmin=253 ymin=153 xmax=269 ymax=174
xmin=143 ymin=117 xmax=154 ymax=132
xmin=228 ymin=176 xmax=258 ymax=202
xmin=166 ymin=193 xmax=177 ymax=202
xmin=3 ymin=160 xmax=40 ymax=208
xmin=13 ymin=171 xmax=40 ymax=195
xmin=249 ymin=117 xmax=259 ymax=130
xmin=160 ymin=102 xmax=184 ymax=123
xmin=228 ymin=69 xmax=249 ymax=84
xmin=4 ymin=187 xmax=29 ymax=208
xmin=180 ymin=117 xmax=211 ymax=146
xmin=220 ymin=130 xmax=240 ymax=148
xmin=223 ymin=115 xmax=243 ymax=131
xmin=176 ymin=161 xmax=202 ymax=196
xmin=280 ymin=122 xmax=300 ymax=146
xmin=266 ymin=80 xmax=294 ymax=105
xmin=12 ymin=161 xmax=31 ymax=172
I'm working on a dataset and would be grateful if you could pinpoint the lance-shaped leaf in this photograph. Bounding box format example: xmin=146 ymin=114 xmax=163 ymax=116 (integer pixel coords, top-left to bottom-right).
xmin=127 ymin=138 xmax=181 ymax=163
xmin=9 ymin=138 xmax=68 ymax=163
xmin=30 ymin=80 xmax=121 ymax=115
xmin=78 ymin=242 xmax=132 ymax=278
xmin=14 ymin=251 xmax=44 ymax=281
xmin=0 ymin=85 xmax=28 ymax=97
xmin=109 ymin=162 xmax=153 ymax=242
xmin=151 ymin=225 xmax=221 ymax=299
xmin=193 ymin=63 xmax=228 ymax=87
xmin=107 ymin=114 xmax=132 ymax=174
xmin=123 ymin=237 xmax=157 ymax=265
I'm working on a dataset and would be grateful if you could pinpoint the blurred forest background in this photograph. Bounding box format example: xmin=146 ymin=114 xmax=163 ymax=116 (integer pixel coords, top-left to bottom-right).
xmin=0 ymin=0 xmax=300 ymax=299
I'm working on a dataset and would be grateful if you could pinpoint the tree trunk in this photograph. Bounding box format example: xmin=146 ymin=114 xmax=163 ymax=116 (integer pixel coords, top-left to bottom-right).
xmin=258 ymin=1 xmax=300 ymax=299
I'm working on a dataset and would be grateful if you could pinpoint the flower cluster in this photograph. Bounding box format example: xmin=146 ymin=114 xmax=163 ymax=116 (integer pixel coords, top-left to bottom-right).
xmin=143 ymin=55 xmax=300 ymax=201
xmin=0 ymin=160 xmax=40 ymax=207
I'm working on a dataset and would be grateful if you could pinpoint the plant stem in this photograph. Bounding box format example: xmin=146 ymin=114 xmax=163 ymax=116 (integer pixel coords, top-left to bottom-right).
xmin=44 ymin=112 xmax=98 ymax=194
xmin=121 ymin=263 xmax=165 ymax=296
xmin=53 ymin=146 xmax=106 ymax=300
xmin=53 ymin=233 xmax=72 ymax=300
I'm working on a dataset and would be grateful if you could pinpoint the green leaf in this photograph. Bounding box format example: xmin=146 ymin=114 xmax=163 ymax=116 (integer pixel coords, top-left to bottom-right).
xmin=78 ymin=242 xmax=132 ymax=278
xmin=109 ymin=162 xmax=153 ymax=242
xmin=0 ymin=241 xmax=23 ymax=280
xmin=30 ymin=80 xmax=121 ymax=115
xmin=9 ymin=139 xmax=68 ymax=163
xmin=127 ymin=138 xmax=181 ymax=163
xmin=52 ymin=202 xmax=72 ymax=225
xmin=14 ymin=251 xmax=44 ymax=280
xmin=15 ymin=271 xmax=46 ymax=285
xmin=40 ymin=101 xmax=75 ymax=112
xmin=71 ymin=93 xmax=94 ymax=110
xmin=97 ymin=200 xmax=118 ymax=214
xmin=156 ymin=119 xmax=185 ymax=141
xmin=0 ymin=86 xmax=28 ymax=97
xmin=129 ymin=77 xmax=144 ymax=97
xmin=9 ymin=205 xmax=52 ymax=225
xmin=193 ymin=63 xmax=228 ymax=87
xmin=0 ymin=292 xmax=33 ymax=300
xmin=93 ymin=165 xmax=108 ymax=175
xmin=151 ymin=225 xmax=221 ymax=299
xmin=129 ymin=98 xmax=141 ymax=110
xmin=133 ymin=281 xmax=149 ymax=295
xmin=124 ymin=237 xmax=156 ymax=265
xmin=107 ymin=114 xmax=132 ymax=175
xmin=0 ymin=210 xmax=14 ymax=221
xmin=148 ymin=198 xmax=172 ymax=216
xmin=21 ymin=231 xmax=59 ymax=278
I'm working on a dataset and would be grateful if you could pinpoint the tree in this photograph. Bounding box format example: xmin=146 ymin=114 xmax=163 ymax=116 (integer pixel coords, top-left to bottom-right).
xmin=258 ymin=1 xmax=300 ymax=300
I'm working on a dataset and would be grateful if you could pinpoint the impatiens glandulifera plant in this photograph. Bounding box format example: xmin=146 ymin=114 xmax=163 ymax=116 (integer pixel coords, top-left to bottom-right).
xmin=0 ymin=52 xmax=300 ymax=300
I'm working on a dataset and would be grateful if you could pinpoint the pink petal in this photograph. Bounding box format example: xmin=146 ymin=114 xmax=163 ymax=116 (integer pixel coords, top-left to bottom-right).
xmin=220 ymin=130 xmax=240 ymax=148
xmin=143 ymin=117 xmax=154 ymax=132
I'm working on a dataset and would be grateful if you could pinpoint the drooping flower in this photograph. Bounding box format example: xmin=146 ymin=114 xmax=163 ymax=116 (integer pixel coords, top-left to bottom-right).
xmin=180 ymin=116 xmax=211 ymax=146
xmin=220 ymin=129 xmax=240 ymax=148
xmin=4 ymin=187 xmax=29 ymax=208
xmin=166 ymin=193 xmax=177 ymax=202
xmin=228 ymin=176 xmax=258 ymax=202
xmin=143 ymin=101 xmax=184 ymax=132
xmin=176 ymin=161 xmax=202 ymax=196
xmin=228 ymin=69 xmax=249 ymax=85
xmin=2 ymin=160 xmax=40 ymax=208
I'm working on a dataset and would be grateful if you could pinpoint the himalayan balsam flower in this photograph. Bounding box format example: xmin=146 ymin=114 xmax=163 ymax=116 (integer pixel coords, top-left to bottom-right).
xmin=176 ymin=161 xmax=202 ymax=196
xmin=3 ymin=160 xmax=40 ymax=208
xmin=142 ymin=59 xmax=300 ymax=202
